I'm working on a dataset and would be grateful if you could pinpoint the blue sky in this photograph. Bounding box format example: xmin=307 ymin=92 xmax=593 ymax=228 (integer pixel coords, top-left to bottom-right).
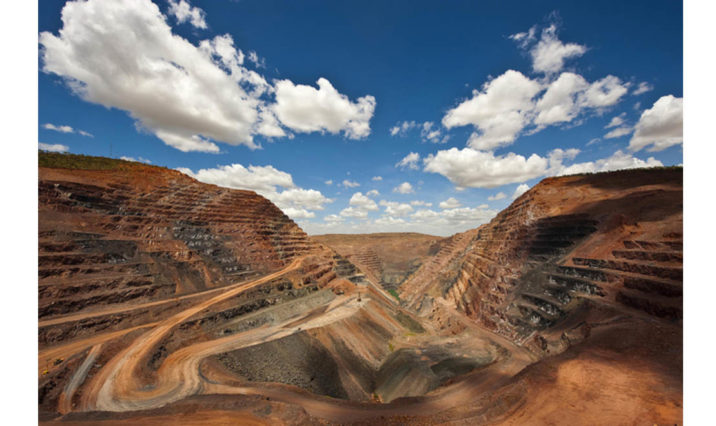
xmin=38 ymin=0 xmax=683 ymax=236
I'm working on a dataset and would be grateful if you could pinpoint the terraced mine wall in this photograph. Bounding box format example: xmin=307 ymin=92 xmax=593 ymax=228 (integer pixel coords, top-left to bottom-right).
xmin=312 ymin=233 xmax=444 ymax=293
xmin=401 ymin=168 xmax=683 ymax=352
xmin=37 ymin=157 xmax=683 ymax=425
xmin=39 ymin=161 xmax=316 ymax=323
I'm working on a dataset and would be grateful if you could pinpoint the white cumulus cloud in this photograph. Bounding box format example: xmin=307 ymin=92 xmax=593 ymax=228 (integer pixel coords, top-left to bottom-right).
xmin=396 ymin=152 xmax=421 ymax=170
xmin=443 ymin=70 xmax=542 ymax=151
xmin=39 ymin=142 xmax=69 ymax=152
xmin=439 ymin=197 xmax=462 ymax=209
xmin=42 ymin=123 xmax=93 ymax=137
xmin=512 ymin=184 xmax=530 ymax=199
xmin=177 ymin=163 xmax=332 ymax=220
xmin=393 ymin=182 xmax=414 ymax=194
xmin=629 ymin=95 xmax=683 ymax=152
xmin=554 ymin=150 xmax=663 ymax=175
xmin=273 ymin=78 xmax=376 ymax=139
xmin=39 ymin=0 xmax=375 ymax=153
xmin=488 ymin=192 xmax=507 ymax=201
xmin=527 ymin=24 xmax=587 ymax=75
xmin=423 ymin=147 xmax=548 ymax=188
xmin=604 ymin=126 xmax=633 ymax=139
xmin=120 ymin=156 xmax=152 ymax=164
xmin=167 ymin=0 xmax=207 ymax=29
xmin=379 ymin=200 xmax=414 ymax=217
xmin=632 ymin=82 xmax=653 ymax=96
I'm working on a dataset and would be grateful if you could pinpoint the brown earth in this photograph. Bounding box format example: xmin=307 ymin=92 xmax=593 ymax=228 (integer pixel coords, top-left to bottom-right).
xmin=38 ymin=154 xmax=682 ymax=425
xmin=311 ymin=233 xmax=444 ymax=293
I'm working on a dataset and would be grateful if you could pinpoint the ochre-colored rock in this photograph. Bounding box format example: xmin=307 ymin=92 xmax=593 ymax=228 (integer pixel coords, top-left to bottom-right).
xmin=38 ymin=156 xmax=682 ymax=425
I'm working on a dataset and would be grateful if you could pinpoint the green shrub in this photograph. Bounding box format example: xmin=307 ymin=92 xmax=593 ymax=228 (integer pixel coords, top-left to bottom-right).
xmin=388 ymin=288 xmax=400 ymax=301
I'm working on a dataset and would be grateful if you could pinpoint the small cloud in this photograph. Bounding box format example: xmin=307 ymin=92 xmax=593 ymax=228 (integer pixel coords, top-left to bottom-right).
xmin=120 ymin=156 xmax=152 ymax=164
xmin=167 ymin=0 xmax=207 ymax=29
xmin=371 ymin=176 xmax=383 ymax=181
xmin=324 ymin=179 xmax=333 ymax=185
xmin=605 ymin=113 xmax=627 ymax=129
xmin=342 ymin=179 xmax=360 ymax=188
xmin=324 ymin=214 xmax=343 ymax=223
xmin=389 ymin=120 xmax=447 ymax=143
xmin=396 ymin=152 xmax=420 ymax=170
xmin=42 ymin=123 xmax=93 ymax=137
xmin=247 ymin=51 xmax=266 ymax=68
xmin=586 ymin=137 xmax=601 ymax=146
xmin=393 ymin=182 xmax=414 ymax=194
xmin=439 ymin=197 xmax=462 ymax=209
xmin=629 ymin=95 xmax=683 ymax=152
xmin=389 ymin=120 xmax=417 ymax=137
xmin=38 ymin=142 xmax=69 ymax=152
xmin=604 ymin=126 xmax=633 ymax=139
xmin=488 ymin=192 xmax=507 ymax=201
xmin=366 ymin=189 xmax=379 ymax=197
xmin=632 ymin=82 xmax=653 ymax=96
xmin=512 ymin=184 xmax=530 ymax=199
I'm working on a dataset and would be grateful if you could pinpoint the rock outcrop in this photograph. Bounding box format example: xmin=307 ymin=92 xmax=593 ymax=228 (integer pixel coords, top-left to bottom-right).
xmin=401 ymin=167 xmax=682 ymax=353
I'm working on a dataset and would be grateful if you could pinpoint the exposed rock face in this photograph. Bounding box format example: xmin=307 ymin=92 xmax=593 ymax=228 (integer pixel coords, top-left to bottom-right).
xmin=312 ymin=233 xmax=443 ymax=292
xmin=401 ymin=167 xmax=682 ymax=352
xmin=39 ymin=164 xmax=317 ymax=323
xmin=38 ymin=157 xmax=682 ymax=425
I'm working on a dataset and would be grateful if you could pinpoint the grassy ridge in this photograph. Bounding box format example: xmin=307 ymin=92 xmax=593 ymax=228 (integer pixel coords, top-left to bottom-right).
xmin=38 ymin=151 xmax=166 ymax=172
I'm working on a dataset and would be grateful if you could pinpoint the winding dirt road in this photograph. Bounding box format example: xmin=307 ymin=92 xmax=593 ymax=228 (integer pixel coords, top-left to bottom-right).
xmin=50 ymin=256 xmax=534 ymax=423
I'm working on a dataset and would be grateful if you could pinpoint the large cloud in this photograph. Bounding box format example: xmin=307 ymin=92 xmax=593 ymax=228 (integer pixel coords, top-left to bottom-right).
xmin=273 ymin=78 xmax=376 ymax=139
xmin=534 ymin=72 xmax=588 ymax=125
xmin=554 ymin=150 xmax=663 ymax=175
xmin=39 ymin=0 xmax=375 ymax=153
xmin=443 ymin=70 xmax=542 ymax=151
xmin=443 ymin=70 xmax=628 ymax=150
xmin=177 ymin=163 xmax=332 ymax=220
xmin=629 ymin=95 xmax=683 ymax=152
xmin=423 ymin=147 xmax=548 ymax=188
xmin=444 ymin=22 xmax=630 ymax=151
xmin=424 ymin=145 xmax=663 ymax=189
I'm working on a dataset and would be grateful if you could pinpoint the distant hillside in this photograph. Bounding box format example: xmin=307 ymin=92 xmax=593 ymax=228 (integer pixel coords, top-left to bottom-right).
xmin=312 ymin=233 xmax=444 ymax=293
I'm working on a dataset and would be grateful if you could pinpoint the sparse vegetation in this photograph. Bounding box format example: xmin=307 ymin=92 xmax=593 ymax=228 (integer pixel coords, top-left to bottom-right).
xmin=39 ymin=151 xmax=166 ymax=172
xmin=388 ymin=288 xmax=400 ymax=301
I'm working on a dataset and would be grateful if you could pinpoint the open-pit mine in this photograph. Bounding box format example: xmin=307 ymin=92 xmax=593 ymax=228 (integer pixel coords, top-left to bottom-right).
xmin=38 ymin=153 xmax=682 ymax=425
